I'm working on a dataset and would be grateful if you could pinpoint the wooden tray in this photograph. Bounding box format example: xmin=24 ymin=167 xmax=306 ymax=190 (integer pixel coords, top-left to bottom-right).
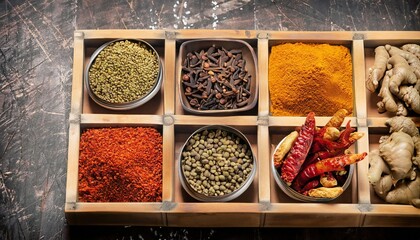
xmin=66 ymin=30 xmax=420 ymax=227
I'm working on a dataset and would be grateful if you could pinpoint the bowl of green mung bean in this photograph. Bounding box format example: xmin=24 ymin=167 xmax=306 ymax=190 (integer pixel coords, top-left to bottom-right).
xmin=85 ymin=39 xmax=162 ymax=110
xmin=179 ymin=125 xmax=256 ymax=202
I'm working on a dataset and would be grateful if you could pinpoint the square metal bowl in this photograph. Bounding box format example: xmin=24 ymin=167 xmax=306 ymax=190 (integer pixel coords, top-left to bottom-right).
xmin=178 ymin=39 xmax=258 ymax=115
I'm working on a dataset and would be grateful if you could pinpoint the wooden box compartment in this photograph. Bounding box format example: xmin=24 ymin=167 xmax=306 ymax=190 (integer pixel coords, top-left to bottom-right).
xmin=367 ymin=126 xmax=393 ymax=205
xmin=66 ymin=30 xmax=420 ymax=227
xmin=265 ymin=123 xmax=363 ymax=227
xmin=173 ymin=124 xmax=259 ymax=203
xmin=361 ymin=35 xmax=420 ymax=227
xmin=66 ymin=120 xmax=166 ymax=226
xmin=174 ymin=38 xmax=259 ymax=116
xmin=82 ymin=38 xmax=166 ymax=115
xmin=361 ymin=127 xmax=420 ymax=227
xmin=269 ymin=125 xmax=358 ymax=204
xmin=267 ymin=37 xmax=356 ymax=117
xmin=167 ymin=123 xmax=262 ymax=227
xmin=364 ymin=37 xmax=420 ymax=121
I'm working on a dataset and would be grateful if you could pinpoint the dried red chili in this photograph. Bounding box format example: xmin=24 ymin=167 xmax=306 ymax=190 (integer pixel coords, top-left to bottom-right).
xmin=300 ymin=179 xmax=320 ymax=194
xmin=280 ymin=112 xmax=316 ymax=185
xmin=78 ymin=127 xmax=163 ymax=202
xmin=292 ymin=152 xmax=367 ymax=191
xmin=303 ymin=121 xmax=357 ymax=168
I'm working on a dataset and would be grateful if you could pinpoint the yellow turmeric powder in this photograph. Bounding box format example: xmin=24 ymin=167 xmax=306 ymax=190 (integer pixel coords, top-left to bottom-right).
xmin=269 ymin=43 xmax=353 ymax=116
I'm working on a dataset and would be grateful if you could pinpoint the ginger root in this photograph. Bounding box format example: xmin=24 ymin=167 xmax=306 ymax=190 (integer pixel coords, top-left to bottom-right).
xmin=386 ymin=116 xmax=420 ymax=166
xmin=367 ymin=46 xmax=389 ymax=92
xmin=385 ymin=116 xmax=420 ymax=137
xmin=396 ymin=101 xmax=409 ymax=116
xmin=373 ymin=174 xmax=393 ymax=199
xmin=413 ymin=135 xmax=420 ymax=167
xmin=385 ymin=173 xmax=420 ymax=205
xmin=368 ymin=44 xmax=420 ymax=116
xmin=387 ymin=55 xmax=418 ymax=95
xmin=402 ymin=44 xmax=420 ymax=59
xmin=379 ymin=131 xmax=414 ymax=182
xmin=377 ymin=70 xmax=398 ymax=113
xmin=368 ymin=149 xmax=390 ymax=185
xmin=411 ymin=198 xmax=420 ymax=208
xmin=374 ymin=172 xmax=419 ymax=206
xmin=399 ymin=52 xmax=420 ymax=79
xmin=368 ymin=116 xmax=420 ymax=207
xmin=386 ymin=44 xmax=420 ymax=78
xmin=398 ymin=85 xmax=420 ymax=114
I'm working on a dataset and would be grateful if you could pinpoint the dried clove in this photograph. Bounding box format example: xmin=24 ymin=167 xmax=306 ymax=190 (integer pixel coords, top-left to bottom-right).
xmin=181 ymin=44 xmax=253 ymax=111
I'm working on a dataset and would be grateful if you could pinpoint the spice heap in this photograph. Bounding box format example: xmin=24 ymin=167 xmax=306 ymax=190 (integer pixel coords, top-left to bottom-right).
xmin=273 ymin=109 xmax=367 ymax=199
xmin=181 ymin=128 xmax=254 ymax=197
xmin=269 ymin=43 xmax=353 ymax=116
xmin=78 ymin=127 xmax=163 ymax=202
xmin=181 ymin=44 xmax=253 ymax=111
xmin=88 ymin=40 xmax=160 ymax=104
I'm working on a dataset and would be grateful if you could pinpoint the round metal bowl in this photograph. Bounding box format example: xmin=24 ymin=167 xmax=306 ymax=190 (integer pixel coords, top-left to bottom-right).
xmin=85 ymin=38 xmax=162 ymax=110
xmin=179 ymin=125 xmax=256 ymax=202
xmin=271 ymin=136 xmax=354 ymax=202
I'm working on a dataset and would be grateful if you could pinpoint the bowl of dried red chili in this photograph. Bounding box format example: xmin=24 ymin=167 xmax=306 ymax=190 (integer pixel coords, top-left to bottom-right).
xmin=85 ymin=38 xmax=163 ymax=110
xmin=271 ymin=137 xmax=355 ymax=202
xmin=271 ymin=111 xmax=367 ymax=202
xmin=179 ymin=125 xmax=256 ymax=202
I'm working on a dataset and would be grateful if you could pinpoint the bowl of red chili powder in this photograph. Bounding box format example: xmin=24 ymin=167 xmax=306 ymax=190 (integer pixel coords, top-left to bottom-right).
xmin=78 ymin=127 xmax=163 ymax=202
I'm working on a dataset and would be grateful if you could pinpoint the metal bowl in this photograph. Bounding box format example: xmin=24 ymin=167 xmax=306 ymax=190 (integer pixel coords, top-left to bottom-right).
xmin=179 ymin=125 xmax=256 ymax=202
xmin=85 ymin=39 xmax=162 ymax=110
xmin=271 ymin=135 xmax=354 ymax=202
xmin=178 ymin=39 xmax=258 ymax=115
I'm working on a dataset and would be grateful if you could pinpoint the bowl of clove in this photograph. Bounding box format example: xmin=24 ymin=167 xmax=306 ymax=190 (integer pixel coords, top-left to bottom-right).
xmin=271 ymin=111 xmax=367 ymax=202
xmin=178 ymin=39 xmax=258 ymax=115
xmin=85 ymin=39 xmax=163 ymax=110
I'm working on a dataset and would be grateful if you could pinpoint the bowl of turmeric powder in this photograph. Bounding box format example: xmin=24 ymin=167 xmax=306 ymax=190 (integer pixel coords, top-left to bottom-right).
xmin=271 ymin=110 xmax=368 ymax=202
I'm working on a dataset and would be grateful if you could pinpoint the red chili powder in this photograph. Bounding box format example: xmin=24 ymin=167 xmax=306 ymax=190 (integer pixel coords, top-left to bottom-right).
xmin=78 ymin=127 xmax=163 ymax=202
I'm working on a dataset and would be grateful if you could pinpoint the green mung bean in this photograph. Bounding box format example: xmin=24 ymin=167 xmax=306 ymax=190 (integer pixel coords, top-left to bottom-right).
xmin=181 ymin=128 xmax=254 ymax=197
xmin=89 ymin=40 xmax=159 ymax=103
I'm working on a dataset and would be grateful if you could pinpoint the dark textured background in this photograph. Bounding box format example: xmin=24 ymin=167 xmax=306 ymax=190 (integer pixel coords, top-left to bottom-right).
xmin=1 ymin=0 xmax=420 ymax=239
